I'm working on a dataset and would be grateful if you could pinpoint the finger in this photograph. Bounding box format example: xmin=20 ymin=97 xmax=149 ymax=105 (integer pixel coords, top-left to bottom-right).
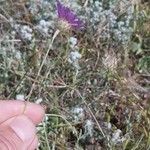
xmin=24 ymin=101 xmax=45 ymax=124
xmin=0 ymin=115 xmax=37 ymax=150
xmin=0 ymin=100 xmax=45 ymax=125
xmin=28 ymin=135 xmax=38 ymax=150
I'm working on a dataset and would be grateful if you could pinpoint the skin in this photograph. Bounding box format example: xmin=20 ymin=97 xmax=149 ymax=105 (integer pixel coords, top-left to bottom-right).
xmin=0 ymin=100 xmax=45 ymax=150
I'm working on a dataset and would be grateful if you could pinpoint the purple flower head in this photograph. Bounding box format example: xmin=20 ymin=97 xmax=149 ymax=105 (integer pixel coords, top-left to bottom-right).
xmin=56 ymin=0 xmax=84 ymax=31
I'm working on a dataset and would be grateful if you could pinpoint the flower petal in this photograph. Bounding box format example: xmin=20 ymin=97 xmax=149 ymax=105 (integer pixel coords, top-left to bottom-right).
xmin=56 ymin=0 xmax=84 ymax=30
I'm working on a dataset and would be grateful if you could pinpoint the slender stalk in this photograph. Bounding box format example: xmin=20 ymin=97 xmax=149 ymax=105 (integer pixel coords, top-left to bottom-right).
xmin=26 ymin=29 xmax=60 ymax=100
xmin=76 ymin=90 xmax=106 ymax=138
xmin=46 ymin=114 xmax=78 ymax=137
xmin=42 ymin=119 xmax=51 ymax=150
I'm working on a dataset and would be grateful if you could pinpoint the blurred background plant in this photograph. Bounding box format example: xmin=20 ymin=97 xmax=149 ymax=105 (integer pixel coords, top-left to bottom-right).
xmin=0 ymin=0 xmax=150 ymax=149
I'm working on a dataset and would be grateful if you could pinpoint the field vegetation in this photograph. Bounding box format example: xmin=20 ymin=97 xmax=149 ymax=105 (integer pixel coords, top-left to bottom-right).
xmin=0 ymin=0 xmax=150 ymax=149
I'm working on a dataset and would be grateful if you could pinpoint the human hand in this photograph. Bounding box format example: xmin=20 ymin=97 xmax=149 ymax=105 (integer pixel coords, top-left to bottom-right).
xmin=0 ymin=100 xmax=45 ymax=150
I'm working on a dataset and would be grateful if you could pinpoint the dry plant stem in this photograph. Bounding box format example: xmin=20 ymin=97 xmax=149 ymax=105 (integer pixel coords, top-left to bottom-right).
xmin=42 ymin=119 xmax=51 ymax=150
xmin=83 ymin=0 xmax=89 ymax=7
xmin=0 ymin=13 xmax=9 ymax=22
xmin=26 ymin=29 xmax=60 ymax=100
xmin=46 ymin=114 xmax=78 ymax=136
xmin=76 ymin=90 xmax=106 ymax=138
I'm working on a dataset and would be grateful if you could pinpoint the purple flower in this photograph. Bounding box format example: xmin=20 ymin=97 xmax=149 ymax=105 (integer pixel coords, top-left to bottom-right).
xmin=56 ymin=0 xmax=84 ymax=30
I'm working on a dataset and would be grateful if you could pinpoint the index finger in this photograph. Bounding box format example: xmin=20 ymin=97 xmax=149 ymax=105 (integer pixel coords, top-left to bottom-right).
xmin=0 ymin=100 xmax=45 ymax=125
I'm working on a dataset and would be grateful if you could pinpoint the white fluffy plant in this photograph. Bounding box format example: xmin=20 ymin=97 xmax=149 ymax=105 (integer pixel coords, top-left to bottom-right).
xmin=68 ymin=37 xmax=82 ymax=73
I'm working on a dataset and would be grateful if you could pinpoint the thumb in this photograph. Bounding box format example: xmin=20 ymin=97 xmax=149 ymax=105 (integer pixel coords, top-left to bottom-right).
xmin=0 ymin=115 xmax=38 ymax=150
